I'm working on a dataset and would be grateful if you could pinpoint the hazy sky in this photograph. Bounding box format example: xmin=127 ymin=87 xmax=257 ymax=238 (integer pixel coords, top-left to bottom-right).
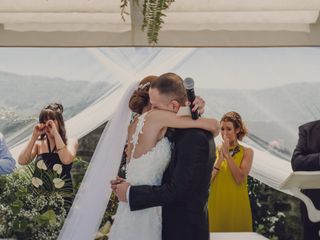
xmin=0 ymin=47 xmax=319 ymax=89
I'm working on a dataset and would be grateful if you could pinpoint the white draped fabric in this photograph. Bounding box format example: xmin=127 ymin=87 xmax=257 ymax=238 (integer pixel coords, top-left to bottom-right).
xmin=250 ymin=147 xmax=293 ymax=195
xmin=58 ymin=81 xmax=137 ymax=240
xmin=10 ymin=48 xmax=196 ymax=157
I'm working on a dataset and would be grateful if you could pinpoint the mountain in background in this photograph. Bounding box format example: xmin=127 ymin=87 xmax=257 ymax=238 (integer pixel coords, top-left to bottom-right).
xmin=198 ymin=82 xmax=320 ymax=122
xmin=0 ymin=70 xmax=113 ymax=142
xmin=0 ymin=71 xmax=112 ymax=117
xmin=198 ymin=82 xmax=320 ymax=159
xmin=1 ymin=71 xmax=319 ymax=155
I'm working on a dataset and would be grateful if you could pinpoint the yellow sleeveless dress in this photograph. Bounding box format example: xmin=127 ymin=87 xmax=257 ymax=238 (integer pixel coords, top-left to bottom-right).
xmin=208 ymin=145 xmax=253 ymax=232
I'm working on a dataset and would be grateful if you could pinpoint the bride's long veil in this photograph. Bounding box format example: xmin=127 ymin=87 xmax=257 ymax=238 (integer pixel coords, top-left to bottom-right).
xmin=58 ymin=81 xmax=138 ymax=240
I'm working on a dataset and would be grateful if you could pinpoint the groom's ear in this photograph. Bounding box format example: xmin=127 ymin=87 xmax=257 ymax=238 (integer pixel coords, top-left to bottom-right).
xmin=170 ymin=100 xmax=181 ymax=112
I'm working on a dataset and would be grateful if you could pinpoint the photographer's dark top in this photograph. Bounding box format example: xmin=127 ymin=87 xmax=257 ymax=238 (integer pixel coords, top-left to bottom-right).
xmin=33 ymin=137 xmax=73 ymax=192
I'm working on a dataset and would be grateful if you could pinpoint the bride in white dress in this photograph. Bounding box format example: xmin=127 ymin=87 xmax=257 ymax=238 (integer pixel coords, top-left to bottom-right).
xmin=108 ymin=75 xmax=219 ymax=240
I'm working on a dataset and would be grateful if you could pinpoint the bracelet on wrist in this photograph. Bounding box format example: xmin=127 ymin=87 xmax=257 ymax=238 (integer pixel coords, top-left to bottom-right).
xmin=56 ymin=145 xmax=66 ymax=152
xmin=214 ymin=166 xmax=220 ymax=171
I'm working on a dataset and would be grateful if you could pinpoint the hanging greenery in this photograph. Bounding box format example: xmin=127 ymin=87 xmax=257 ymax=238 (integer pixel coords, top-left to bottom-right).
xmin=120 ymin=0 xmax=130 ymax=22
xmin=121 ymin=0 xmax=175 ymax=45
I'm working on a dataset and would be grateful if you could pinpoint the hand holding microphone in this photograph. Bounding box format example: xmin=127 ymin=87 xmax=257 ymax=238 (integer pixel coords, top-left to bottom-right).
xmin=183 ymin=77 xmax=200 ymax=120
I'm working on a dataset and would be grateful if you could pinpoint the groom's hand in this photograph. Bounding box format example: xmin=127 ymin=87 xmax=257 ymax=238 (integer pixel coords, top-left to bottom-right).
xmin=111 ymin=176 xmax=125 ymax=192
xmin=115 ymin=181 xmax=130 ymax=202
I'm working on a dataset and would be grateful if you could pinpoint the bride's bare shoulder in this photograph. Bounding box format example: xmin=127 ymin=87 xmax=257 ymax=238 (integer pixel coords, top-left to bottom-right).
xmin=128 ymin=116 xmax=139 ymax=132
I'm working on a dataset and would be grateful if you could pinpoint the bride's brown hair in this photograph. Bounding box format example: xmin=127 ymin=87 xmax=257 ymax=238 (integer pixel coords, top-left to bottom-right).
xmin=129 ymin=75 xmax=157 ymax=114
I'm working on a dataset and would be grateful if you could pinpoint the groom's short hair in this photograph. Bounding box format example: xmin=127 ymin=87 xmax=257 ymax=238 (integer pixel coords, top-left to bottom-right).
xmin=150 ymin=73 xmax=187 ymax=105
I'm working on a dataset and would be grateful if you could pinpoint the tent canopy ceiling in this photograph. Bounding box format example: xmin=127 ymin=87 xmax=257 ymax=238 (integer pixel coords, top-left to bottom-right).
xmin=0 ymin=0 xmax=320 ymax=47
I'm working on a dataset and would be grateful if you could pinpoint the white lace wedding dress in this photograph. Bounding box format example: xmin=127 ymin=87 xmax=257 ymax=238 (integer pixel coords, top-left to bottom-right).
xmin=108 ymin=112 xmax=171 ymax=240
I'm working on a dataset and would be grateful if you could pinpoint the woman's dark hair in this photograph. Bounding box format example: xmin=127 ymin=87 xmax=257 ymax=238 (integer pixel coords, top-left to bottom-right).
xmin=221 ymin=111 xmax=248 ymax=141
xmin=129 ymin=75 xmax=158 ymax=114
xmin=39 ymin=103 xmax=67 ymax=144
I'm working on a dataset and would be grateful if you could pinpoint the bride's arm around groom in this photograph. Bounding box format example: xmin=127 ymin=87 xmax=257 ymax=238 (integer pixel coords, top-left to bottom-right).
xmin=130 ymin=129 xmax=214 ymax=208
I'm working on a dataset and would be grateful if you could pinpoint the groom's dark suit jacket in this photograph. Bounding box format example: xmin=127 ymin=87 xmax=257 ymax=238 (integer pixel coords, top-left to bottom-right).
xmin=291 ymin=120 xmax=320 ymax=240
xmin=129 ymin=128 xmax=215 ymax=240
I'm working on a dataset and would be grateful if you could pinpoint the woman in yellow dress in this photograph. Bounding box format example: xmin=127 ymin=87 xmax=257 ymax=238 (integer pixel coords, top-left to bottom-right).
xmin=208 ymin=111 xmax=254 ymax=232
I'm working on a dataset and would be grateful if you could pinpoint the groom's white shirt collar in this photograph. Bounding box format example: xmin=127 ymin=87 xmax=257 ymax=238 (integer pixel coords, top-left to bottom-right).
xmin=127 ymin=186 xmax=131 ymax=203
xmin=176 ymin=106 xmax=191 ymax=116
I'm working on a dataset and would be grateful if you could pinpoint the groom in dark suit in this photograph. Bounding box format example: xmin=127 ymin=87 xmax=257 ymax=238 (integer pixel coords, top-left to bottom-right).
xmin=291 ymin=120 xmax=320 ymax=240
xmin=113 ymin=72 xmax=216 ymax=240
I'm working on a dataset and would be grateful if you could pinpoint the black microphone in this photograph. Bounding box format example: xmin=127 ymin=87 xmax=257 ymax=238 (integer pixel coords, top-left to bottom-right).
xmin=183 ymin=77 xmax=199 ymax=120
